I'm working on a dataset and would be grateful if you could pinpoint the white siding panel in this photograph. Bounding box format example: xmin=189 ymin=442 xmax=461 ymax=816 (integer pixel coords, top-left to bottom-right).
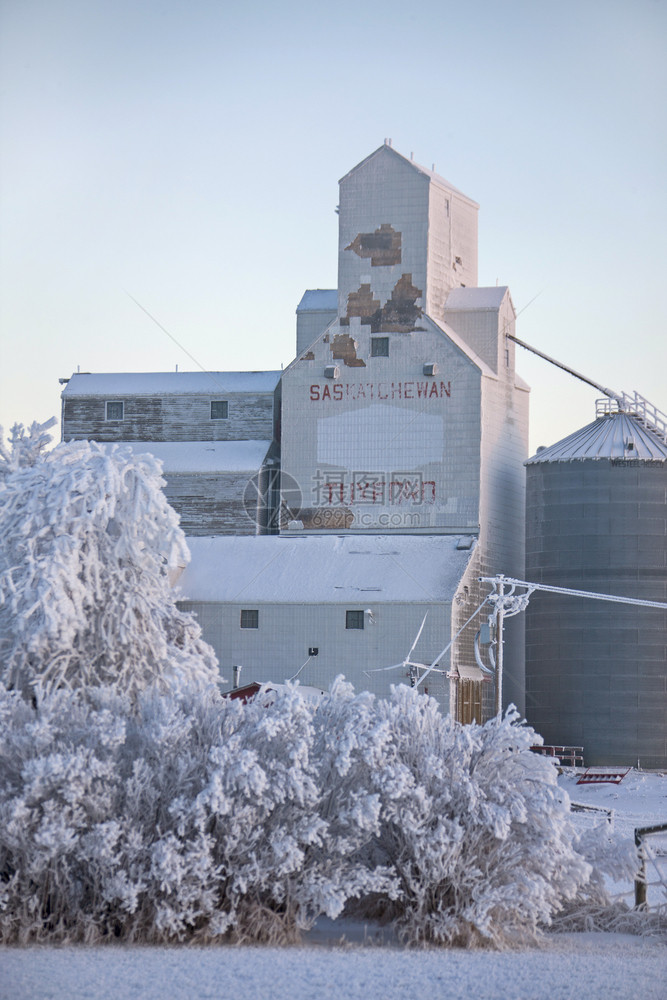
xmin=179 ymin=600 xmax=453 ymax=710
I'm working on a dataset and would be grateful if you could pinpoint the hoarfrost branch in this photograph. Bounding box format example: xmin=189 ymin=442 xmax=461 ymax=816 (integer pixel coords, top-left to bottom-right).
xmin=0 ymin=420 xmax=219 ymax=700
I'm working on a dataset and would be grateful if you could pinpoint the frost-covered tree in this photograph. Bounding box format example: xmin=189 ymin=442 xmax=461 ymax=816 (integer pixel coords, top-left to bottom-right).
xmin=363 ymin=688 xmax=632 ymax=948
xmin=0 ymin=420 xmax=218 ymax=699
xmin=0 ymin=418 xmax=55 ymax=476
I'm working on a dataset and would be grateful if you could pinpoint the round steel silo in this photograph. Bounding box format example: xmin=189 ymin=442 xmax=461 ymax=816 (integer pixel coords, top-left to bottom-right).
xmin=525 ymin=401 xmax=667 ymax=768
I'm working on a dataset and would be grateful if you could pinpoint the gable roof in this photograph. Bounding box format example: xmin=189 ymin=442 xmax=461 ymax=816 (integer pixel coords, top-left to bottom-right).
xmin=445 ymin=286 xmax=512 ymax=313
xmin=102 ymin=440 xmax=273 ymax=474
xmin=339 ymin=144 xmax=479 ymax=208
xmin=296 ymin=289 xmax=338 ymax=313
xmin=61 ymin=371 xmax=282 ymax=397
xmin=283 ymin=311 xmax=496 ymax=381
xmin=422 ymin=315 xmax=497 ymax=379
xmin=179 ymin=533 xmax=476 ymax=604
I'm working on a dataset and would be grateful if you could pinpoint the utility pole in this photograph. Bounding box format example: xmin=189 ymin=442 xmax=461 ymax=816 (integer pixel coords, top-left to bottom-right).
xmin=478 ymin=575 xmax=667 ymax=715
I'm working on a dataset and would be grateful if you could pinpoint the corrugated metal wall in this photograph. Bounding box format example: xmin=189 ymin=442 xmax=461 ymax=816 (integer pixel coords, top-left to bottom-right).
xmin=525 ymin=458 xmax=667 ymax=768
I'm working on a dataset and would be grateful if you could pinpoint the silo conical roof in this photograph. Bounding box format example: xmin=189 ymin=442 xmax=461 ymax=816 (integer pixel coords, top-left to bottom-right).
xmin=526 ymin=411 xmax=667 ymax=464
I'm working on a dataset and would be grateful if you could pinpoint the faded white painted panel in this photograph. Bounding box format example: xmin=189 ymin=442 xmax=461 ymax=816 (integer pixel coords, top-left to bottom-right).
xmin=296 ymin=309 xmax=337 ymax=357
xmin=336 ymin=146 xmax=478 ymax=337
xmin=281 ymin=314 xmax=483 ymax=532
xmin=179 ymin=598 xmax=453 ymax=711
xmin=317 ymin=404 xmax=443 ymax=468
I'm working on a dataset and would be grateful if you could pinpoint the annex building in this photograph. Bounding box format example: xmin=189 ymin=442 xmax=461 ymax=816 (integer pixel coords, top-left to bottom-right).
xmin=61 ymin=142 xmax=529 ymax=723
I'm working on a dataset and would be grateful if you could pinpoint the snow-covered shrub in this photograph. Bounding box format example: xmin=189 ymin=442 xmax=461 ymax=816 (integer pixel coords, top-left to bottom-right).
xmin=305 ymin=678 xmax=398 ymax=919
xmin=0 ymin=420 xmax=218 ymax=700
xmin=363 ymin=688 xmax=596 ymax=947
xmin=549 ymin=820 xmax=643 ymax=935
xmin=0 ymin=671 xmax=643 ymax=947
xmin=0 ymin=681 xmax=394 ymax=944
xmin=0 ymin=685 xmax=129 ymax=943
xmin=158 ymin=682 xmax=327 ymax=943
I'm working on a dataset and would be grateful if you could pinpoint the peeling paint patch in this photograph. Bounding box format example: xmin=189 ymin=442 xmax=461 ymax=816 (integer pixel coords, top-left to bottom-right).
xmin=341 ymin=274 xmax=423 ymax=334
xmin=345 ymin=224 xmax=401 ymax=266
xmin=330 ymin=333 xmax=366 ymax=368
xmin=343 ymin=284 xmax=381 ymax=323
xmin=300 ymin=351 xmax=315 ymax=361
xmin=379 ymin=273 xmax=424 ymax=332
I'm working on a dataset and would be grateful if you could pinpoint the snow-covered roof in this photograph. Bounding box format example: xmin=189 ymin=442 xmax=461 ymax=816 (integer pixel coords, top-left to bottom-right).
xmin=61 ymin=371 xmax=282 ymax=397
xmin=444 ymin=287 xmax=510 ymax=312
xmin=296 ymin=290 xmax=338 ymax=312
xmin=103 ymin=440 xmax=272 ymax=474
xmin=339 ymin=144 xmax=479 ymax=208
xmin=526 ymin=412 xmax=667 ymax=463
xmin=426 ymin=315 xmax=496 ymax=379
xmin=178 ymin=534 xmax=476 ymax=604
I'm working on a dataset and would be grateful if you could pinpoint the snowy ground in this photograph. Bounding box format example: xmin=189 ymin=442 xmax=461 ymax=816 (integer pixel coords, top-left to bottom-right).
xmin=2 ymin=933 xmax=665 ymax=1000
xmin=559 ymin=767 xmax=667 ymax=908
xmin=2 ymin=769 xmax=665 ymax=1000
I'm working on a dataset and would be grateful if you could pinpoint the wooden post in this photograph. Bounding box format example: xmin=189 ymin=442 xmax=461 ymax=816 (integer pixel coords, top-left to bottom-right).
xmin=634 ymin=823 xmax=667 ymax=908
xmin=634 ymin=844 xmax=647 ymax=908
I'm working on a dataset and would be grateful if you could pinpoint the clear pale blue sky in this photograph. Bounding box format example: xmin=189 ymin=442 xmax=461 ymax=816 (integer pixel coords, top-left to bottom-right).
xmin=1 ymin=0 xmax=666 ymax=453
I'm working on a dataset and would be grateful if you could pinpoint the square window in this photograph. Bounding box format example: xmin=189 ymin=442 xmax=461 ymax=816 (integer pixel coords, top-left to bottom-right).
xmin=105 ymin=401 xmax=124 ymax=421
xmin=240 ymin=609 xmax=258 ymax=629
xmin=211 ymin=400 xmax=229 ymax=419
xmin=346 ymin=610 xmax=364 ymax=630
xmin=371 ymin=337 xmax=389 ymax=358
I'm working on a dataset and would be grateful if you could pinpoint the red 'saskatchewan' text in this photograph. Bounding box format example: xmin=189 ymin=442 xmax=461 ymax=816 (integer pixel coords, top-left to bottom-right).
xmin=309 ymin=381 xmax=451 ymax=402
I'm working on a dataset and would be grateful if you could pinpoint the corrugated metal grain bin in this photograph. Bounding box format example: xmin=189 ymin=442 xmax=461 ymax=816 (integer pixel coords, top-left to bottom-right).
xmin=524 ymin=404 xmax=667 ymax=768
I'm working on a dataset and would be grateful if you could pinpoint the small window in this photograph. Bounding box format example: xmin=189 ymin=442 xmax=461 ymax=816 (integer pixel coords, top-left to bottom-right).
xmin=105 ymin=401 xmax=124 ymax=421
xmin=346 ymin=610 xmax=364 ymax=630
xmin=371 ymin=337 xmax=389 ymax=358
xmin=240 ymin=609 xmax=258 ymax=629
xmin=211 ymin=400 xmax=228 ymax=419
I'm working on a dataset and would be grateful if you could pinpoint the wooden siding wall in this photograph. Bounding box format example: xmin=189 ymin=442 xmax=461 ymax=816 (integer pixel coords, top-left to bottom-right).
xmin=164 ymin=473 xmax=257 ymax=536
xmin=457 ymin=678 xmax=484 ymax=725
xmin=62 ymin=393 xmax=275 ymax=442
